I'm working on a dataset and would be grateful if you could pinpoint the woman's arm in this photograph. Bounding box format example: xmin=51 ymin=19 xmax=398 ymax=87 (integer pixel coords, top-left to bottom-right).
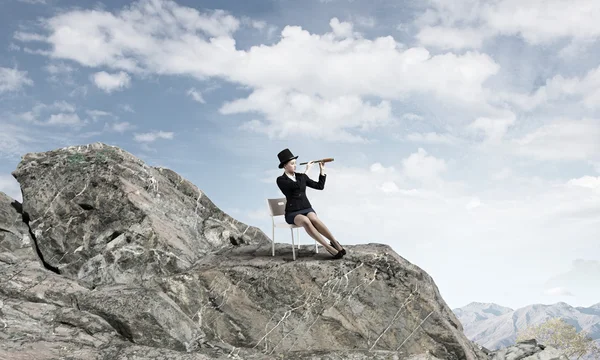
xmin=305 ymin=173 xmax=326 ymax=190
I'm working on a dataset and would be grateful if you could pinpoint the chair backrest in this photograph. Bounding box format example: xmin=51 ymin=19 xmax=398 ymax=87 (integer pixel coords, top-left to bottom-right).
xmin=266 ymin=198 xmax=286 ymax=216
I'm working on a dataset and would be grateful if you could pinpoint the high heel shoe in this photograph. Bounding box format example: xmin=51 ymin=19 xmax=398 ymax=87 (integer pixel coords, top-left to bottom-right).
xmin=330 ymin=241 xmax=346 ymax=256
xmin=326 ymin=245 xmax=344 ymax=259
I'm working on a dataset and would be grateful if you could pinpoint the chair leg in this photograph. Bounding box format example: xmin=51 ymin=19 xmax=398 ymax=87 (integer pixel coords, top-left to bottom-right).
xmin=297 ymin=228 xmax=300 ymax=249
xmin=315 ymin=240 xmax=318 ymax=253
xmin=290 ymin=228 xmax=296 ymax=261
xmin=272 ymin=225 xmax=275 ymax=257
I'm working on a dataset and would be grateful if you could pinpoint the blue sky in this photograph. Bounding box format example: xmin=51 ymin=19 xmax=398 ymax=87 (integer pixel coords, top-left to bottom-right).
xmin=1 ymin=0 xmax=599 ymax=310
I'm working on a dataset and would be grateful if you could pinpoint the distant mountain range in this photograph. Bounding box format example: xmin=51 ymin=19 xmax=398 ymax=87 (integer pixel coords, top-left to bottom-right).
xmin=453 ymin=302 xmax=600 ymax=352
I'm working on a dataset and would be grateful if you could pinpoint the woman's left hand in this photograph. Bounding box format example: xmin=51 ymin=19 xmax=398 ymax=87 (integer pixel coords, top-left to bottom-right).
xmin=319 ymin=161 xmax=325 ymax=170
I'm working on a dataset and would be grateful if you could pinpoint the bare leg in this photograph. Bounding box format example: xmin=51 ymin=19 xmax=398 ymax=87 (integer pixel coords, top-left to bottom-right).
xmin=294 ymin=215 xmax=338 ymax=255
xmin=307 ymin=213 xmax=343 ymax=251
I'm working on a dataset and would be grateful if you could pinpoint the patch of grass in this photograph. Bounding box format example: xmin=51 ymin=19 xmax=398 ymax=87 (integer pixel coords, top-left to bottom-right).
xmin=67 ymin=153 xmax=85 ymax=164
xmin=94 ymin=148 xmax=118 ymax=163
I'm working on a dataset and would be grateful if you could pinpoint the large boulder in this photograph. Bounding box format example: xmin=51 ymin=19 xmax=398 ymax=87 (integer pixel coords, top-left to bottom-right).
xmin=149 ymin=242 xmax=487 ymax=360
xmin=11 ymin=142 xmax=271 ymax=287
xmin=0 ymin=241 xmax=487 ymax=360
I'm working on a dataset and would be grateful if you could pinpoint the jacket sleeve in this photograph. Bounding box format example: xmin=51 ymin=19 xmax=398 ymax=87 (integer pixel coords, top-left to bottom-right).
xmin=305 ymin=173 xmax=326 ymax=190
xmin=277 ymin=177 xmax=292 ymax=195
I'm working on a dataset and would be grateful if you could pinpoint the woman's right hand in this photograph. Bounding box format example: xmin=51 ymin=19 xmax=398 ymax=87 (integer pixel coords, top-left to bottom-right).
xmin=305 ymin=160 xmax=314 ymax=173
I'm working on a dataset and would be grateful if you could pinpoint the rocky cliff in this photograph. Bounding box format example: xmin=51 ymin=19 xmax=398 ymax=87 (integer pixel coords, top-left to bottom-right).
xmin=0 ymin=143 xmax=566 ymax=359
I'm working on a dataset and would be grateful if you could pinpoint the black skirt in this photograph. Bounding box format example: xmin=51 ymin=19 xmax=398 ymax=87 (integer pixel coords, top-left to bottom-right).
xmin=285 ymin=207 xmax=316 ymax=224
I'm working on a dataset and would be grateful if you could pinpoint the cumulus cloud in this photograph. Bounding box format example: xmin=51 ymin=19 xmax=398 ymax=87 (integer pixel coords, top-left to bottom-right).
xmin=0 ymin=67 xmax=33 ymax=93
xmin=17 ymin=101 xmax=86 ymax=128
xmin=221 ymin=89 xmax=393 ymax=143
xmin=402 ymin=148 xmax=448 ymax=183
xmin=13 ymin=1 xmax=502 ymax=142
xmin=133 ymin=131 xmax=174 ymax=142
xmin=92 ymin=71 xmax=131 ymax=93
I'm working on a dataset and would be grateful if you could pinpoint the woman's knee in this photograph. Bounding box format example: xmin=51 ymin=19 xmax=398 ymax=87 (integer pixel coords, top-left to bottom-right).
xmin=294 ymin=214 xmax=311 ymax=227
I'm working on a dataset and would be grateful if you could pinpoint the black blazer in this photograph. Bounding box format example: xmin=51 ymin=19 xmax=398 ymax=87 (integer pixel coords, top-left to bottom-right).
xmin=276 ymin=172 xmax=326 ymax=214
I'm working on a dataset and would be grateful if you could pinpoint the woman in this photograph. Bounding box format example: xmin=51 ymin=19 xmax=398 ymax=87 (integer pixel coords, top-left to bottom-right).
xmin=276 ymin=148 xmax=346 ymax=259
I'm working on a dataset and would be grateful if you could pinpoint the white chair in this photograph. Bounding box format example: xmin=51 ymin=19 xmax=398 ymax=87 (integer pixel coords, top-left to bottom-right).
xmin=267 ymin=198 xmax=319 ymax=260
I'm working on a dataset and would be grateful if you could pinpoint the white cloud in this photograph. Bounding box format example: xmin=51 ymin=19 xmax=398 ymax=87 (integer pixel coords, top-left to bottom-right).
xmin=52 ymin=101 xmax=76 ymax=112
xmin=416 ymin=26 xmax=487 ymax=50
xmin=467 ymin=113 xmax=516 ymax=144
xmin=511 ymin=118 xmax=600 ymax=161
xmin=86 ymin=110 xmax=113 ymax=121
xmin=401 ymin=148 xmax=448 ymax=183
xmin=567 ymin=176 xmax=600 ymax=192
xmin=417 ymin=0 xmax=600 ymax=49
xmin=92 ymin=71 xmax=131 ymax=93
xmin=370 ymin=162 xmax=396 ymax=174
xmin=0 ymin=67 xmax=33 ymax=93
xmin=133 ymin=131 xmax=174 ymax=142
xmin=221 ymin=89 xmax=393 ymax=143
xmin=18 ymin=101 xmax=76 ymax=120
xmin=44 ymin=63 xmax=75 ymax=75
xmin=15 ymin=2 xmax=502 ymax=141
xmin=13 ymin=32 xmax=46 ymax=42
xmin=187 ymin=88 xmax=205 ymax=103
xmin=109 ymin=121 xmax=134 ymax=133
xmin=495 ymin=65 xmax=600 ymax=112
xmin=44 ymin=62 xmax=76 ymax=84
xmin=17 ymin=101 xmax=83 ymax=127
xmin=47 ymin=113 xmax=83 ymax=126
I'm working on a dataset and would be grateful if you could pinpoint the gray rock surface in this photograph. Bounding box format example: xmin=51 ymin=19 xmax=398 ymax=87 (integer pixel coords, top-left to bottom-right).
xmin=0 ymin=143 xmax=567 ymax=360
xmin=11 ymin=142 xmax=270 ymax=287
xmin=488 ymin=340 xmax=567 ymax=360
xmin=0 ymin=192 xmax=38 ymax=263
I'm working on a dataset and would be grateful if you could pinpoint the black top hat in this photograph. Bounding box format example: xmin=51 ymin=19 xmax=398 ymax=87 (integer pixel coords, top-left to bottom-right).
xmin=277 ymin=148 xmax=298 ymax=169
